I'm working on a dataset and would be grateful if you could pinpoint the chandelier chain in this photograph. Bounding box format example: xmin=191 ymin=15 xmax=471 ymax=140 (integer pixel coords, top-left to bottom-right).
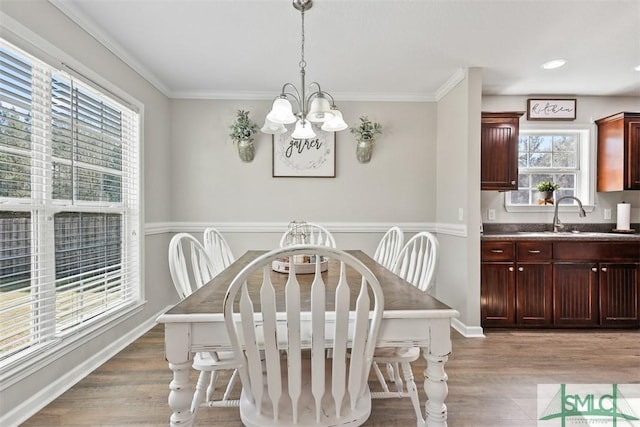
xmin=299 ymin=8 xmax=306 ymax=70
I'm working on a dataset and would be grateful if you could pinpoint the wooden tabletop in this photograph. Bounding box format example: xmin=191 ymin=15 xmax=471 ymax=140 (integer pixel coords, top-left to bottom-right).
xmin=163 ymin=250 xmax=457 ymax=319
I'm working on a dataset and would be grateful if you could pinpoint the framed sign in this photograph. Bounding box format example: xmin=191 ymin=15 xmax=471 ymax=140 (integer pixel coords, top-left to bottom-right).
xmin=272 ymin=124 xmax=336 ymax=178
xmin=526 ymin=98 xmax=576 ymax=121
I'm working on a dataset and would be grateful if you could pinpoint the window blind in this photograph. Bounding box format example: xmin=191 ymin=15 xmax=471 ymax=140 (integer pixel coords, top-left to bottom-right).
xmin=0 ymin=39 xmax=140 ymax=366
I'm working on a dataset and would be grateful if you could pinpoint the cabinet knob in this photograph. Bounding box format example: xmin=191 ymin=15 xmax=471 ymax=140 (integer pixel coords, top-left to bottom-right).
xmin=510 ymin=180 xmax=516 ymax=185
xmin=518 ymin=266 xmax=524 ymax=272
xmin=591 ymin=267 xmax=598 ymax=272
xmin=508 ymin=267 xmax=514 ymax=272
xmin=601 ymin=267 xmax=607 ymax=272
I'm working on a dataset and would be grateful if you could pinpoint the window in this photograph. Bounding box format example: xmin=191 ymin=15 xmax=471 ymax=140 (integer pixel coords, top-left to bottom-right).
xmin=507 ymin=129 xmax=591 ymax=208
xmin=0 ymin=40 xmax=140 ymax=368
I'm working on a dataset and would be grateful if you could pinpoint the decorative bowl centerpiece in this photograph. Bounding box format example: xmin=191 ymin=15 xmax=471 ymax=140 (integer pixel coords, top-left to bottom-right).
xmin=272 ymin=221 xmax=329 ymax=274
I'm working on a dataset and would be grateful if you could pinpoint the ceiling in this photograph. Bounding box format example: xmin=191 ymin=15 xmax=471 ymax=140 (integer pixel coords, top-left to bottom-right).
xmin=50 ymin=0 xmax=640 ymax=101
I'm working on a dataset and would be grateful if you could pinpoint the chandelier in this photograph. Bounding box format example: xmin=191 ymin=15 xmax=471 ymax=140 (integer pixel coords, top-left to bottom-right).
xmin=261 ymin=0 xmax=348 ymax=139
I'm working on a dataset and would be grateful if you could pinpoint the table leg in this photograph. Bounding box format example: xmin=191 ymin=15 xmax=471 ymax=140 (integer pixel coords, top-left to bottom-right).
xmin=168 ymin=360 xmax=195 ymax=426
xmin=422 ymin=318 xmax=452 ymax=427
xmin=423 ymin=351 xmax=449 ymax=427
xmin=164 ymin=323 xmax=194 ymax=426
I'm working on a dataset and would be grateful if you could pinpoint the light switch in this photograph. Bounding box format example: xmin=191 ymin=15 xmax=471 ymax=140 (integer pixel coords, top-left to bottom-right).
xmin=458 ymin=208 xmax=464 ymax=221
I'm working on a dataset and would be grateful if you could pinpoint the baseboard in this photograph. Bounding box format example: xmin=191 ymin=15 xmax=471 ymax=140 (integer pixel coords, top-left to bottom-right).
xmin=0 ymin=307 xmax=169 ymax=427
xmin=451 ymin=318 xmax=485 ymax=338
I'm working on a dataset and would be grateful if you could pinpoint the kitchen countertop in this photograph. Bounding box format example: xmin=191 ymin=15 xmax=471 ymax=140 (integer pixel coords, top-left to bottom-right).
xmin=481 ymin=230 xmax=640 ymax=241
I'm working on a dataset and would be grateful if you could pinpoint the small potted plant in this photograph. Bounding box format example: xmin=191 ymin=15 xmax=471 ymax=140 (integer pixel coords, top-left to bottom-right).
xmin=350 ymin=115 xmax=382 ymax=163
xmin=229 ymin=109 xmax=259 ymax=162
xmin=536 ymin=181 xmax=560 ymax=205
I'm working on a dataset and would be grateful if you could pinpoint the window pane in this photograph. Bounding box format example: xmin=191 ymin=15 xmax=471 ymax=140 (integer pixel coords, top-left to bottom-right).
xmin=0 ymin=212 xmax=32 ymax=358
xmin=54 ymin=212 xmax=123 ymax=332
xmin=0 ymin=152 xmax=31 ymax=198
xmin=510 ymin=190 xmax=530 ymax=204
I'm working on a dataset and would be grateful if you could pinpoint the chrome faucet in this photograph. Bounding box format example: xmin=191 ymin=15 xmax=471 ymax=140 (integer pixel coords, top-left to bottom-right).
xmin=553 ymin=196 xmax=587 ymax=232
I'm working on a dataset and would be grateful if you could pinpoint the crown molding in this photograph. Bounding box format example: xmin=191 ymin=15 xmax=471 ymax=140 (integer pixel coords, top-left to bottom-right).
xmin=48 ymin=0 xmax=172 ymax=97
xmin=434 ymin=68 xmax=466 ymax=101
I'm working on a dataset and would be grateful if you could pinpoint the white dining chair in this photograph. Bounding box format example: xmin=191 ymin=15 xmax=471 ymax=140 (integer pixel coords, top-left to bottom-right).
xmin=373 ymin=226 xmax=404 ymax=270
xmin=371 ymin=231 xmax=440 ymax=427
xmin=223 ymin=245 xmax=384 ymax=426
xmin=279 ymin=222 xmax=336 ymax=248
xmin=203 ymin=227 xmax=235 ymax=273
xmin=167 ymin=233 xmax=240 ymax=417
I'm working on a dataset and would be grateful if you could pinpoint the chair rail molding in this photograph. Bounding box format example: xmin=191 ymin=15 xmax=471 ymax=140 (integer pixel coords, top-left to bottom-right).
xmin=145 ymin=221 xmax=468 ymax=237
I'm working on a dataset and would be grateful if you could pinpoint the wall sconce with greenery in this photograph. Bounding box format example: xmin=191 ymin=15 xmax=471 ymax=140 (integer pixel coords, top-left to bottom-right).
xmin=229 ymin=109 xmax=259 ymax=162
xmin=350 ymin=116 xmax=383 ymax=163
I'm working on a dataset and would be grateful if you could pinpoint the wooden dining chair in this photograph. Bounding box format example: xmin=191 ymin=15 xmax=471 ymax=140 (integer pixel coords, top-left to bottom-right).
xmin=167 ymin=233 xmax=240 ymax=417
xmin=279 ymin=222 xmax=337 ymax=248
xmin=203 ymin=227 xmax=235 ymax=273
xmin=373 ymin=226 xmax=404 ymax=270
xmin=223 ymin=245 xmax=384 ymax=426
xmin=371 ymin=231 xmax=440 ymax=427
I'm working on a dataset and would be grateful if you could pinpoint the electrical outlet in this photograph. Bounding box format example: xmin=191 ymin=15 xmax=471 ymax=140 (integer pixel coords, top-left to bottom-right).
xmin=488 ymin=209 xmax=496 ymax=221
xmin=603 ymin=208 xmax=611 ymax=220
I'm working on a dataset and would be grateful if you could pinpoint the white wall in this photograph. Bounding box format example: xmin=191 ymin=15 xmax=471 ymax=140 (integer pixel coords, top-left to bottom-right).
xmin=434 ymin=69 xmax=483 ymax=334
xmin=481 ymin=95 xmax=640 ymax=225
xmin=169 ymin=99 xmax=438 ymax=223
xmin=0 ymin=1 xmax=175 ymax=424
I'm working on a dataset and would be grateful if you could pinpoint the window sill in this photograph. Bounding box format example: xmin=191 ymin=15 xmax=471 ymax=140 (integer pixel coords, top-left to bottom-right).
xmin=505 ymin=204 xmax=595 ymax=213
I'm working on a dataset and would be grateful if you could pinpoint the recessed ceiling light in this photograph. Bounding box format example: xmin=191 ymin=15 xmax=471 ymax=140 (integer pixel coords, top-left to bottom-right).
xmin=635 ymin=65 xmax=640 ymax=71
xmin=541 ymin=59 xmax=567 ymax=70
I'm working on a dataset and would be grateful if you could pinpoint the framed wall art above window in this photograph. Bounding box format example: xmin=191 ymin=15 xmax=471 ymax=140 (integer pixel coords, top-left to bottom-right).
xmin=527 ymin=98 xmax=576 ymax=121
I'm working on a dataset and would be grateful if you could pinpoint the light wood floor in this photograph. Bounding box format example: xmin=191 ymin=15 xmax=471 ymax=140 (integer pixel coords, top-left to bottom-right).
xmin=22 ymin=325 xmax=640 ymax=427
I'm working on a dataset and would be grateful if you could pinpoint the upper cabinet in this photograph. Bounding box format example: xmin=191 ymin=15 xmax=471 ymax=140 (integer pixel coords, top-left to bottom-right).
xmin=481 ymin=112 xmax=524 ymax=191
xmin=596 ymin=112 xmax=640 ymax=191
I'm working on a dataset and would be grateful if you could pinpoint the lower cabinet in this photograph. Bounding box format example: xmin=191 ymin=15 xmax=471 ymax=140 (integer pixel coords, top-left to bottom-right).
xmin=516 ymin=262 xmax=553 ymax=325
xmin=553 ymin=263 xmax=599 ymax=326
xmin=481 ymin=239 xmax=640 ymax=328
xmin=599 ymin=263 xmax=640 ymax=326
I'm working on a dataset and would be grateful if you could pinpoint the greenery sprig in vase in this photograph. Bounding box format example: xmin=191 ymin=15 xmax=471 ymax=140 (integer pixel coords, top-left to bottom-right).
xmin=350 ymin=116 xmax=382 ymax=163
xmin=536 ymin=181 xmax=559 ymax=205
xmin=229 ymin=109 xmax=258 ymax=162
xmin=350 ymin=115 xmax=383 ymax=142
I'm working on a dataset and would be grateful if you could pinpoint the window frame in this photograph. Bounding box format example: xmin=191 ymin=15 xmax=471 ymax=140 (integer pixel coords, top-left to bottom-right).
xmin=505 ymin=127 xmax=595 ymax=212
xmin=0 ymin=36 xmax=143 ymax=377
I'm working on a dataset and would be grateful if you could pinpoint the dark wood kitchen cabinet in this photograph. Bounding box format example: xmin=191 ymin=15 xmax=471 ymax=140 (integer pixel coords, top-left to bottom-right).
xmin=481 ymin=238 xmax=640 ymax=328
xmin=481 ymin=240 xmax=552 ymax=327
xmin=553 ymin=241 xmax=639 ymax=327
xmin=481 ymin=112 xmax=524 ymax=191
xmin=599 ymin=263 xmax=639 ymax=326
xmin=595 ymin=112 xmax=640 ymax=191
xmin=481 ymin=241 xmax=515 ymax=326
xmin=515 ymin=242 xmax=553 ymax=326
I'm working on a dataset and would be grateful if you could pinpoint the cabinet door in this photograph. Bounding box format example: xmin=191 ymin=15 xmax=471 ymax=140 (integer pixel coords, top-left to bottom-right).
xmin=480 ymin=113 xmax=522 ymax=191
xmin=553 ymin=263 xmax=599 ymax=326
xmin=516 ymin=263 xmax=553 ymax=326
xmin=599 ymin=263 xmax=640 ymax=326
xmin=481 ymin=262 xmax=515 ymax=326
xmin=628 ymin=120 xmax=640 ymax=189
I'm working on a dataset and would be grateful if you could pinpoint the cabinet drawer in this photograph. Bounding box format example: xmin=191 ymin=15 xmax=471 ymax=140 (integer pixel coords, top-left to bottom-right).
xmin=481 ymin=241 xmax=515 ymax=261
xmin=517 ymin=242 xmax=552 ymax=261
xmin=554 ymin=242 xmax=640 ymax=262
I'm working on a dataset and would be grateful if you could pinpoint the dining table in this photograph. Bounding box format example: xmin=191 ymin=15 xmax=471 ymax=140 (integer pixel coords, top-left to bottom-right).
xmin=156 ymin=249 xmax=460 ymax=427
